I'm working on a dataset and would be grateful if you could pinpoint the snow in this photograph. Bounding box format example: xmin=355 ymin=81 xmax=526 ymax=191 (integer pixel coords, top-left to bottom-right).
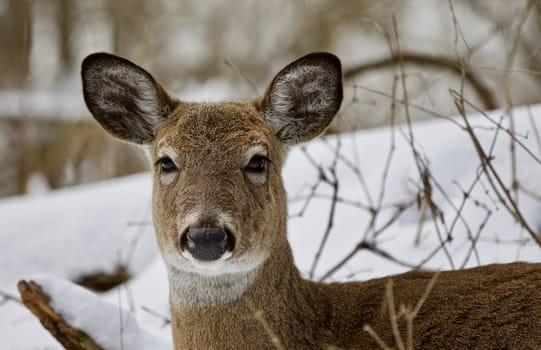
xmin=0 ymin=79 xmax=237 ymax=121
xmin=34 ymin=275 xmax=171 ymax=350
xmin=0 ymin=173 xmax=158 ymax=290
xmin=287 ymin=105 xmax=541 ymax=280
xmin=1 ymin=103 xmax=541 ymax=349
xmin=0 ymin=89 xmax=86 ymax=120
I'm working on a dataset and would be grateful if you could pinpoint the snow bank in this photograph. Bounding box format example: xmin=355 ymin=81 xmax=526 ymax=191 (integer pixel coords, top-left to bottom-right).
xmin=287 ymin=104 xmax=541 ymax=280
xmin=33 ymin=275 xmax=171 ymax=350
xmin=0 ymin=173 xmax=158 ymax=289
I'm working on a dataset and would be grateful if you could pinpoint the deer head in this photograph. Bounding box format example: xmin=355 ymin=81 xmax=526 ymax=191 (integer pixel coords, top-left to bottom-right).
xmin=81 ymin=52 xmax=342 ymax=298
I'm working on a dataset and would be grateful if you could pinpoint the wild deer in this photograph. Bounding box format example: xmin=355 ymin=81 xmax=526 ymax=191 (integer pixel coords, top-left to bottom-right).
xmin=82 ymin=52 xmax=541 ymax=349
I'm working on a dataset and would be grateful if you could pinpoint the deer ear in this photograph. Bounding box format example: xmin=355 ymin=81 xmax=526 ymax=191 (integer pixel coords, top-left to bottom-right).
xmin=81 ymin=53 xmax=177 ymax=144
xmin=260 ymin=52 xmax=343 ymax=145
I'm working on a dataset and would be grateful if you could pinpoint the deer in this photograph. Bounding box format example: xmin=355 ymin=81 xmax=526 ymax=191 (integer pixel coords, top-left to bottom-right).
xmin=81 ymin=51 xmax=541 ymax=349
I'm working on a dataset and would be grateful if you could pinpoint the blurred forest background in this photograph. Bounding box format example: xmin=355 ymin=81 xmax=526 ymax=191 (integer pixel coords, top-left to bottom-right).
xmin=1 ymin=0 xmax=541 ymax=198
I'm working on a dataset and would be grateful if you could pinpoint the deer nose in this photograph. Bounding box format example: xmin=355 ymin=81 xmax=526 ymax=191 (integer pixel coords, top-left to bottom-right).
xmin=181 ymin=228 xmax=234 ymax=261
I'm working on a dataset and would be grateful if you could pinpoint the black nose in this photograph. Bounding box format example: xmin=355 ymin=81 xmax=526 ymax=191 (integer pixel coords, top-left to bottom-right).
xmin=182 ymin=228 xmax=233 ymax=261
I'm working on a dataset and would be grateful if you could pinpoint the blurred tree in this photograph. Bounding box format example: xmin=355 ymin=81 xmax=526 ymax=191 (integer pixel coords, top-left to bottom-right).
xmin=0 ymin=0 xmax=31 ymax=88
xmin=1 ymin=0 xmax=541 ymax=196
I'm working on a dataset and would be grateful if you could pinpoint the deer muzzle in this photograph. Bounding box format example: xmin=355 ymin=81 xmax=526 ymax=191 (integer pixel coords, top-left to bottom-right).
xmin=180 ymin=227 xmax=235 ymax=261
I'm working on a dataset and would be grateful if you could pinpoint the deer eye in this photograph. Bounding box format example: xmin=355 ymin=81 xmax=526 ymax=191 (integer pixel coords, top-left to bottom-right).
xmin=157 ymin=156 xmax=178 ymax=172
xmin=245 ymin=155 xmax=269 ymax=173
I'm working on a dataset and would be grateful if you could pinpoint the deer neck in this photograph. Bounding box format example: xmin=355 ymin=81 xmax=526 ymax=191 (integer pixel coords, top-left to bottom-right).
xmin=167 ymin=239 xmax=313 ymax=307
xmin=167 ymin=239 xmax=329 ymax=348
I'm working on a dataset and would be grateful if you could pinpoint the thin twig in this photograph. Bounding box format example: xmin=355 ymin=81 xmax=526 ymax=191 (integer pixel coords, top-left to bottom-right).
xmin=452 ymin=90 xmax=541 ymax=247
xmin=404 ymin=271 xmax=441 ymax=350
xmin=0 ymin=290 xmax=22 ymax=306
xmin=309 ymin=140 xmax=341 ymax=278
xmin=393 ymin=15 xmax=455 ymax=268
xmin=385 ymin=279 xmax=405 ymax=350
xmin=224 ymin=58 xmax=260 ymax=95
xmin=502 ymin=0 xmax=535 ymax=204
xmin=140 ymin=305 xmax=171 ymax=327
xmin=527 ymin=106 xmax=541 ymax=158
xmin=453 ymin=90 xmax=541 ymax=164
xmin=363 ymin=324 xmax=392 ymax=350
xmin=247 ymin=301 xmax=285 ymax=350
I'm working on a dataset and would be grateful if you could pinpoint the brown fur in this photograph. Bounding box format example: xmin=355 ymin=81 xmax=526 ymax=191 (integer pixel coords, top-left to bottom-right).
xmin=171 ymin=255 xmax=541 ymax=349
xmin=82 ymin=52 xmax=541 ymax=349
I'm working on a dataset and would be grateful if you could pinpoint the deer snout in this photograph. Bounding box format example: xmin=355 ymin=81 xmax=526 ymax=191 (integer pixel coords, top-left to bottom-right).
xmin=180 ymin=227 xmax=235 ymax=261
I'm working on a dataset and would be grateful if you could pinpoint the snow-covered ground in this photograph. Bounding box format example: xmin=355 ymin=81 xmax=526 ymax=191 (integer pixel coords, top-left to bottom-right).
xmin=1 ymin=104 xmax=540 ymax=349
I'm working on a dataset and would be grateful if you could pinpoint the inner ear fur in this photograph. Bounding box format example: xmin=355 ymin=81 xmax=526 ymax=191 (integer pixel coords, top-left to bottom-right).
xmin=259 ymin=52 xmax=343 ymax=145
xmin=81 ymin=52 xmax=178 ymax=144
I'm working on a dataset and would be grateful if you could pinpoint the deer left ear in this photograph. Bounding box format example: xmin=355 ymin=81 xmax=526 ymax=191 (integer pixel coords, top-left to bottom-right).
xmin=81 ymin=52 xmax=178 ymax=144
xmin=259 ymin=52 xmax=343 ymax=145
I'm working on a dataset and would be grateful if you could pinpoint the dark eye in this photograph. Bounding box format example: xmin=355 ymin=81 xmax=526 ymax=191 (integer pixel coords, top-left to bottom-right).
xmin=157 ymin=157 xmax=178 ymax=172
xmin=245 ymin=155 xmax=269 ymax=173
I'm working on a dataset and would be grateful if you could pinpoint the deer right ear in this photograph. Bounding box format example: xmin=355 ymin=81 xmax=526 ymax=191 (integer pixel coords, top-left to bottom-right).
xmin=259 ymin=52 xmax=343 ymax=145
xmin=81 ymin=53 xmax=177 ymax=144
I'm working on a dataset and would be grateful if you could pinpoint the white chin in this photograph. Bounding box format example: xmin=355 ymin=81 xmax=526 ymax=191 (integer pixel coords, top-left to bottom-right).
xmin=168 ymin=250 xmax=265 ymax=277
xmin=182 ymin=250 xmax=233 ymax=276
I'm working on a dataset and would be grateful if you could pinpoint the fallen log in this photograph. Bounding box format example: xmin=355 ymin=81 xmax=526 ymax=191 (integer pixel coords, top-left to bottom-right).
xmin=17 ymin=280 xmax=102 ymax=350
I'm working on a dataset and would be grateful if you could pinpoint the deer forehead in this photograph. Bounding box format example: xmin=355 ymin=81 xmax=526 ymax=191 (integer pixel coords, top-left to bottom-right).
xmin=151 ymin=102 xmax=281 ymax=165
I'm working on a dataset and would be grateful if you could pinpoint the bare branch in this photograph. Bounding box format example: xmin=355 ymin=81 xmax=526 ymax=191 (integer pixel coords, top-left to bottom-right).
xmin=344 ymin=53 xmax=497 ymax=110
xmin=450 ymin=89 xmax=541 ymax=247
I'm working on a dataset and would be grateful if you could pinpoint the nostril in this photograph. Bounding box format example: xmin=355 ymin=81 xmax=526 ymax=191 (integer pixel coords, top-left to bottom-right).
xmin=181 ymin=228 xmax=234 ymax=261
xmin=188 ymin=228 xmax=227 ymax=245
